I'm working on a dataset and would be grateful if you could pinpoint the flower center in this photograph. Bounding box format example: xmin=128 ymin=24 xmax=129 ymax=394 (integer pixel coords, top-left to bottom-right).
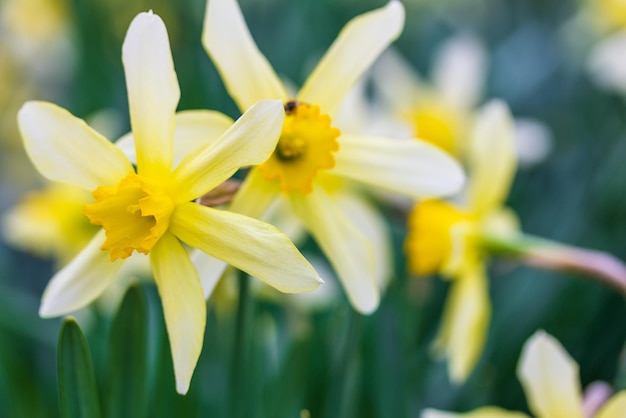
xmin=405 ymin=200 xmax=475 ymax=276
xmin=412 ymin=108 xmax=458 ymax=156
xmin=259 ymin=100 xmax=340 ymax=194
xmin=83 ymin=172 xmax=175 ymax=261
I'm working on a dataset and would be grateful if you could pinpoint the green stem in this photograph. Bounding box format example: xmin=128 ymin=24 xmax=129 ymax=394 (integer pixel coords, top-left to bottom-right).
xmin=481 ymin=232 xmax=626 ymax=296
xmin=228 ymin=270 xmax=253 ymax=418
xmin=323 ymin=309 xmax=363 ymax=418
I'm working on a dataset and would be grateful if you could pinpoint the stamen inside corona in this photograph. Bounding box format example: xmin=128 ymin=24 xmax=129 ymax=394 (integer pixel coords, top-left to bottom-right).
xmin=259 ymin=100 xmax=340 ymax=194
xmin=412 ymin=109 xmax=458 ymax=156
xmin=83 ymin=172 xmax=175 ymax=261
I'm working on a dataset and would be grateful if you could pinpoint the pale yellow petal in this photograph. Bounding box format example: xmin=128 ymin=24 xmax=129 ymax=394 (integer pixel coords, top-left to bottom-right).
xmin=371 ymin=48 xmax=424 ymax=115
xmin=228 ymin=167 xmax=281 ymax=219
xmin=467 ymin=100 xmax=516 ymax=215
xmin=335 ymin=193 xmax=392 ymax=289
xmin=422 ymin=407 xmax=530 ymax=418
xmin=190 ymin=249 xmax=228 ymax=299
xmin=432 ymin=34 xmax=487 ymax=110
xmin=115 ymin=110 xmax=234 ymax=167
xmin=18 ymin=101 xmax=132 ymax=190
xmin=122 ymin=11 xmax=179 ymax=178
xmin=298 ymin=1 xmax=405 ymax=116
xmin=434 ymin=264 xmax=490 ymax=383
xmin=202 ymin=0 xmax=288 ymax=111
xmin=39 ymin=229 xmax=124 ymax=317
xmin=297 ymin=0 xmax=404 ymax=115
xmin=596 ymin=391 xmax=626 ymax=418
xmin=150 ymin=232 xmax=206 ymax=394
xmin=332 ymin=134 xmax=465 ymax=198
xmin=170 ymin=202 xmax=322 ymax=293
xmin=517 ymin=331 xmax=585 ymax=418
xmin=290 ymin=187 xmax=379 ymax=314
xmin=173 ymin=100 xmax=284 ymax=202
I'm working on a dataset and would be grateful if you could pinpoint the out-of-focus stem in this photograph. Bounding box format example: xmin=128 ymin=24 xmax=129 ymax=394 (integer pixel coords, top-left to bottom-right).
xmin=228 ymin=270 xmax=253 ymax=418
xmin=481 ymin=233 xmax=626 ymax=296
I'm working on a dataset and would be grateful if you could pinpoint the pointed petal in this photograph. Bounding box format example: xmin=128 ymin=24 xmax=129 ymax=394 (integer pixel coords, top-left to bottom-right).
xmin=39 ymin=230 xmax=124 ymax=317
xmin=422 ymin=407 xmax=530 ymax=418
xmin=228 ymin=168 xmax=281 ymax=219
xmin=335 ymin=193 xmax=392 ymax=288
xmin=150 ymin=232 xmax=206 ymax=394
xmin=173 ymin=100 xmax=284 ymax=202
xmin=122 ymin=11 xmax=180 ymax=178
xmin=517 ymin=331 xmax=585 ymax=418
xmin=115 ymin=110 xmax=234 ymax=167
xmin=170 ymin=202 xmax=322 ymax=293
xmin=298 ymin=1 xmax=404 ymax=116
xmin=371 ymin=48 xmax=424 ymax=115
xmin=190 ymin=249 xmax=228 ymax=299
xmin=332 ymin=134 xmax=465 ymax=198
xmin=596 ymin=392 xmax=626 ymax=418
xmin=432 ymin=34 xmax=487 ymax=110
xmin=18 ymin=102 xmax=132 ymax=190
xmin=467 ymin=100 xmax=517 ymax=214
xmin=434 ymin=264 xmax=490 ymax=383
xmin=202 ymin=0 xmax=288 ymax=111
xmin=291 ymin=187 xmax=379 ymax=314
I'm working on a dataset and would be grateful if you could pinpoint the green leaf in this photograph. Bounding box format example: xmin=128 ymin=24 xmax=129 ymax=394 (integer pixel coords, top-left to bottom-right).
xmin=57 ymin=317 xmax=102 ymax=418
xmin=104 ymin=284 xmax=149 ymax=418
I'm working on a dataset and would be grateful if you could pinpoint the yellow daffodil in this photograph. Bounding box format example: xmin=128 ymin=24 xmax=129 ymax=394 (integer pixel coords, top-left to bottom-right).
xmin=201 ymin=0 xmax=464 ymax=314
xmin=372 ymin=37 xmax=551 ymax=166
xmin=2 ymin=183 xmax=97 ymax=265
xmin=405 ymin=99 xmax=626 ymax=383
xmin=422 ymin=331 xmax=626 ymax=418
xmin=405 ymin=100 xmax=519 ymax=382
xmin=17 ymin=11 xmax=322 ymax=394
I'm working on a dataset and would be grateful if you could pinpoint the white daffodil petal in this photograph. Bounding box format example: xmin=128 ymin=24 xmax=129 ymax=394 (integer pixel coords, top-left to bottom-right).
xmin=122 ymin=11 xmax=180 ymax=178
xmin=228 ymin=168 xmax=281 ymax=219
xmin=422 ymin=407 xmax=530 ymax=418
xmin=202 ymin=0 xmax=288 ymax=111
xmin=336 ymin=193 xmax=392 ymax=289
xmin=434 ymin=265 xmax=490 ymax=383
xmin=290 ymin=187 xmax=379 ymax=314
xmin=298 ymin=0 xmax=405 ymax=116
xmin=18 ymin=102 xmax=132 ymax=190
xmin=170 ymin=202 xmax=322 ymax=293
xmin=190 ymin=249 xmax=228 ymax=299
xmin=432 ymin=34 xmax=487 ymax=110
xmin=39 ymin=229 xmax=124 ymax=317
xmin=596 ymin=391 xmax=626 ymax=418
xmin=468 ymin=100 xmax=517 ymax=215
xmin=333 ymin=134 xmax=465 ymax=199
xmin=150 ymin=232 xmax=206 ymax=395
xmin=116 ymin=110 xmax=235 ymax=167
xmin=517 ymin=331 xmax=585 ymax=418
xmin=173 ymin=100 xmax=284 ymax=202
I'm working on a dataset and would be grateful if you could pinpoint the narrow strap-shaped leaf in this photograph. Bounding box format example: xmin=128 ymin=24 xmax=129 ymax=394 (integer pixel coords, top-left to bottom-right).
xmin=57 ymin=317 xmax=102 ymax=418
xmin=104 ymin=284 xmax=149 ymax=418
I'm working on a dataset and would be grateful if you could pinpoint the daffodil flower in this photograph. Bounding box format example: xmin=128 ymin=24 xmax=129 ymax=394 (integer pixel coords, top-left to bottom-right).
xmin=422 ymin=331 xmax=626 ymax=418
xmin=405 ymin=100 xmax=626 ymax=383
xmin=17 ymin=11 xmax=321 ymax=394
xmin=405 ymin=100 xmax=517 ymax=382
xmin=201 ymin=0 xmax=464 ymax=314
xmin=372 ymin=36 xmax=551 ymax=166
